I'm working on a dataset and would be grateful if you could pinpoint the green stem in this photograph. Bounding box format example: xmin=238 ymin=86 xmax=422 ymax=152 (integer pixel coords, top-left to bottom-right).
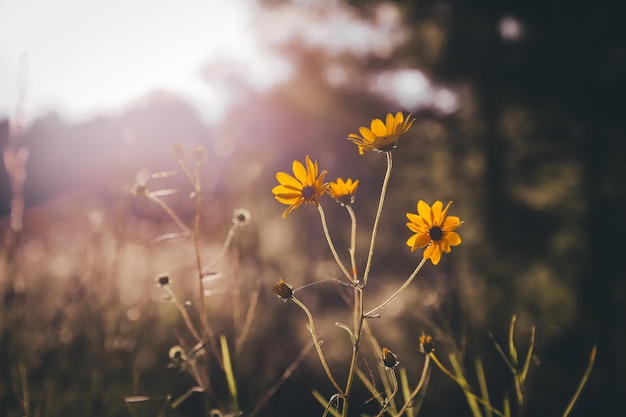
xmin=346 ymin=205 xmax=358 ymax=283
xmin=562 ymin=346 xmax=597 ymax=417
xmin=192 ymin=163 xmax=210 ymax=342
xmin=163 ymin=286 xmax=202 ymax=343
xmin=375 ymin=368 xmax=398 ymax=417
xmin=395 ymin=354 xmax=430 ymax=417
xmin=341 ymin=286 xmax=364 ymax=417
xmin=292 ymin=296 xmax=344 ymax=394
xmin=149 ymin=194 xmax=191 ymax=234
xmin=318 ymin=205 xmax=355 ymax=284
xmin=362 ymin=151 xmax=393 ymax=286
xmin=365 ymin=258 xmax=427 ymax=318
xmin=430 ymin=353 xmax=505 ymax=417
xmin=204 ymin=223 xmax=238 ymax=272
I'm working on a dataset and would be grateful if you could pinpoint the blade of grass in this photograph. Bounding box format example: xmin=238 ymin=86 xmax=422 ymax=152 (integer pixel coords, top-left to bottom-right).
xmin=562 ymin=346 xmax=597 ymax=417
xmin=503 ymin=393 xmax=511 ymax=417
xmin=508 ymin=315 xmax=519 ymax=367
xmin=356 ymin=366 xmax=383 ymax=407
xmin=220 ymin=335 xmax=239 ymax=414
xmin=520 ymin=325 xmax=536 ymax=383
xmin=399 ymin=368 xmax=415 ymax=417
xmin=449 ymin=354 xmax=483 ymax=417
xmin=312 ymin=390 xmax=342 ymax=417
xmin=488 ymin=332 xmax=516 ymax=374
xmin=475 ymin=357 xmax=492 ymax=417
xmin=430 ymin=354 xmax=505 ymax=417
xmin=171 ymin=387 xmax=204 ymax=409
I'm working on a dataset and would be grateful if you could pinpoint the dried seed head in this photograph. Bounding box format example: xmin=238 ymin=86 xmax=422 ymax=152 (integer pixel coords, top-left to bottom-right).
xmin=272 ymin=279 xmax=293 ymax=301
xmin=190 ymin=144 xmax=208 ymax=162
xmin=381 ymin=347 xmax=399 ymax=369
xmin=232 ymin=208 xmax=251 ymax=226
xmin=156 ymin=275 xmax=170 ymax=287
xmin=419 ymin=333 xmax=435 ymax=354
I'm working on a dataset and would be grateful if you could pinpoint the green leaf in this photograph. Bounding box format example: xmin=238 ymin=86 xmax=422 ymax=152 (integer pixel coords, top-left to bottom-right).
xmin=221 ymin=335 xmax=239 ymax=414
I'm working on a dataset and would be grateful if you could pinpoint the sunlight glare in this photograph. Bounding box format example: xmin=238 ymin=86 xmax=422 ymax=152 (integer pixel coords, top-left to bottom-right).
xmin=0 ymin=0 xmax=279 ymax=122
xmin=371 ymin=68 xmax=459 ymax=114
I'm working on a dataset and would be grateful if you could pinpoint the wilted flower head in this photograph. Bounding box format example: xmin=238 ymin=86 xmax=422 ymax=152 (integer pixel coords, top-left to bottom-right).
xmin=272 ymin=155 xmax=327 ymax=218
xmin=406 ymin=200 xmax=463 ymax=265
xmin=272 ymin=279 xmax=293 ymax=301
xmin=419 ymin=333 xmax=435 ymax=354
xmin=190 ymin=144 xmax=208 ymax=162
xmin=381 ymin=347 xmax=399 ymax=369
xmin=348 ymin=112 xmax=415 ymax=154
xmin=327 ymin=178 xmax=359 ymax=206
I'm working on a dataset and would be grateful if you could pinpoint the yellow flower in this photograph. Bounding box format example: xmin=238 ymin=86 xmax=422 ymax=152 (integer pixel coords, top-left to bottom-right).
xmin=272 ymin=155 xmax=327 ymax=218
xmin=347 ymin=112 xmax=415 ymax=154
xmin=406 ymin=200 xmax=463 ymax=265
xmin=327 ymin=177 xmax=359 ymax=206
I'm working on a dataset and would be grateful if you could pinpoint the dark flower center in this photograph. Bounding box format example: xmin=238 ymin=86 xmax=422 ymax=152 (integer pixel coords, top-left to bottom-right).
xmin=429 ymin=226 xmax=443 ymax=241
xmin=302 ymin=185 xmax=315 ymax=200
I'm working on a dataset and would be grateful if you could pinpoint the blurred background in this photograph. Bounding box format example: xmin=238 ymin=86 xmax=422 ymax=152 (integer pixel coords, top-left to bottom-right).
xmin=1 ymin=0 xmax=624 ymax=416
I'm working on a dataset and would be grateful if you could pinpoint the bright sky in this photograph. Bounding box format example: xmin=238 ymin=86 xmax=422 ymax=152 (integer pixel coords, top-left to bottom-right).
xmin=0 ymin=0 xmax=456 ymax=124
xmin=0 ymin=0 xmax=288 ymax=123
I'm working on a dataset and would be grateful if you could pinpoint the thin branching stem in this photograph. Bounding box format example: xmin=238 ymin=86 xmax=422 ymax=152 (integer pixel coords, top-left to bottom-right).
xmin=341 ymin=286 xmax=364 ymax=417
xmin=148 ymin=194 xmax=191 ymax=234
xmin=362 ymin=151 xmax=393 ymax=287
xmin=376 ymin=368 xmax=398 ymax=417
xmin=345 ymin=204 xmax=358 ymax=282
xmin=191 ymin=162 xmax=210 ymax=343
xmin=365 ymin=258 xmax=427 ymax=318
xmin=292 ymin=296 xmax=344 ymax=394
xmin=204 ymin=223 xmax=238 ymax=273
xmin=176 ymin=157 xmax=196 ymax=188
xmin=318 ymin=205 xmax=355 ymax=285
xmin=163 ymin=286 xmax=202 ymax=343
xmin=248 ymin=342 xmax=315 ymax=417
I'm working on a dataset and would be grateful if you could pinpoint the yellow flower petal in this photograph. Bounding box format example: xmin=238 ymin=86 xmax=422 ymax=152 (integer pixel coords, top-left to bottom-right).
xmin=273 ymin=156 xmax=327 ymax=217
xmin=417 ymin=200 xmax=431 ymax=220
xmin=292 ymin=159 xmax=308 ymax=184
xmin=406 ymin=199 xmax=463 ymax=264
xmin=410 ymin=233 xmax=431 ymax=249
xmin=423 ymin=244 xmax=435 ymax=261
xmin=370 ymin=118 xmax=387 ymax=136
xmin=275 ymin=172 xmax=300 ymax=188
xmin=347 ymin=112 xmax=415 ymax=154
xmin=446 ymin=231 xmax=462 ymax=246
xmin=385 ymin=113 xmax=396 ymax=133
xmin=430 ymin=245 xmax=442 ymax=265
xmin=442 ymin=215 xmax=460 ymax=229
xmin=359 ymin=126 xmax=376 ymax=141
xmin=431 ymin=201 xmax=444 ymax=223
